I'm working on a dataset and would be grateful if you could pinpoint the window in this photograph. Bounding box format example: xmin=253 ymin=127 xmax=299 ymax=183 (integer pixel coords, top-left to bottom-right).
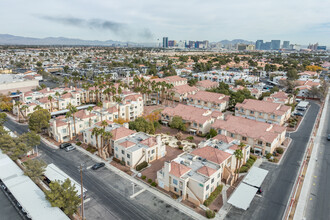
xmin=266 ymin=143 xmax=271 ymax=147
xmin=62 ymin=128 xmax=67 ymax=133
xmin=115 ymin=154 xmax=118 ymax=158
xmin=127 ymin=154 xmax=130 ymax=158
xmin=206 ymin=185 xmax=209 ymax=190
xmin=230 ymin=133 xmax=234 ymax=138
xmin=199 ymin=124 xmax=202 ymax=128
xmin=217 ymin=173 xmax=220 ymax=178
xmin=127 ymin=161 xmax=130 ymax=165
xmin=242 ymin=136 xmax=247 ymax=141
xmin=259 ymin=112 xmax=262 ymax=116
xmin=115 ymin=147 xmax=118 ymax=151
xmin=152 ymin=149 xmax=155 ymax=154
xmin=217 ymin=129 xmax=221 ymax=134
xmin=121 ymin=150 xmax=124 ymax=154
xmin=173 ymin=179 xmax=178 ymax=185
xmin=211 ymin=178 xmax=214 ymax=183
xmin=250 ymin=110 xmax=254 ymax=114
xmin=258 ymin=140 xmax=263 ymax=145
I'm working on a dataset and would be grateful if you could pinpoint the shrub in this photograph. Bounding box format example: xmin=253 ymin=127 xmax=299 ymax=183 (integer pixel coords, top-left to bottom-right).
xmin=112 ymin=157 xmax=121 ymax=163
xmin=148 ymin=179 xmax=152 ymax=183
xmin=273 ymin=158 xmax=279 ymax=163
xmin=186 ymin=136 xmax=194 ymax=142
xmin=203 ymin=185 xmax=223 ymax=207
xmin=206 ymin=210 xmax=215 ymax=219
xmin=165 ymin=142 xmax=169 ymax=145
xmin=177 ymin=141 xmax=182 ymax=146
xmin=192 ymin=144 xmax=196 ymax=149
xmin=141 ymin=175 xmax=146 ymax=180
xmin=266 ymin=153 xmax=272 ymax=159
xmin=136 ymin=161 xmax=148 ymax=171
xmin=245 ymin=162 xmax=251 ymax=168
xmin=86 ymin=145 xmax=97 ymax=154
xmin=151 ymin=182 xmax=157 ymax=187
xmin=76 ymin=141 xmax=82 ymax=146
xmin=239 ymin=166 xmax=249 ymax=173
xmin=276 ymin=147 xmax=284 ymax=154
xmin=250 ymin=148 xmax=255 ymax=153
xmin=120 ymin=161 xmax=125 ymax=166
xmin=250 ymin=155 xmax=257 ymax=161
xmin=178 ymin=145 xmax=183 ymax=150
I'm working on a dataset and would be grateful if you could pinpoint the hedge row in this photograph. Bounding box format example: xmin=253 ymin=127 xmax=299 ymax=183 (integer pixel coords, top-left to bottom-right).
xmin=203 ymin=185 xmax=223 ymax=207
xmin=136 ymin=161 xmax=148 ymax=171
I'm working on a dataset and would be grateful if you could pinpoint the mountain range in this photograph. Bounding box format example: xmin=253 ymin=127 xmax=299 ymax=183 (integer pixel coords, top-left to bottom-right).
xmin=0 ymin=34 xmax=257 ymax=47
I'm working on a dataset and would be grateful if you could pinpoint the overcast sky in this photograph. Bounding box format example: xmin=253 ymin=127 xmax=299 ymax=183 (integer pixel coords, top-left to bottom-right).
xmin=1 ymin=0 xmax=330 ymax=45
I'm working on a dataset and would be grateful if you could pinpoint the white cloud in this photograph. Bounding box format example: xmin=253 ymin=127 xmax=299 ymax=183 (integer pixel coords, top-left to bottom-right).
xmin=0 ymin=0 xmax=329 ymax=44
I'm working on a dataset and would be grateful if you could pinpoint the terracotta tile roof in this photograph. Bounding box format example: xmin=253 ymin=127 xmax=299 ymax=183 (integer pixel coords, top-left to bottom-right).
xmin=150 ymin=75 xmax=187 ymax=84
xmin=173 ymin=84 xmax=199 ymax=94
xmin=169 ymin=161 xmax=191 ymax=178
xmin=107 ymin=106 xmax=118 ymax=114
xmin=112 ymin=127 xmax=136 ymax=141
xmin=197 ymin=166 xmax=217 ymax=177
xmin=236 ymin=99 xmax=290 ymax=116
xmin=270 ymin=91 xmax=289 ymax=99
xmin=74 ymin=110 xmax=95 ymax=119
xmin=212 ymin=115 xmax=286 ymax=143
xmin=162 ymin=104 xmax=212 ymax=124
xmin=95 ymin=120 xmax=112 ymax=127
xmin=119 ymin=141 xmax=136 ymax=148
xmin=140 ymin=137 xmax=157 ymax=147
xmin=188 ymin=91 xmax=229 ymax=104
xmin=191 ymin=146 xmax=231 ymax=165
xmin=213 ymin=134 xmax=234 ymax=143
xmin=61 ymin=93 xmax=73 ymax=99
xmin=197 ymin=80 xmax=218 ymax=89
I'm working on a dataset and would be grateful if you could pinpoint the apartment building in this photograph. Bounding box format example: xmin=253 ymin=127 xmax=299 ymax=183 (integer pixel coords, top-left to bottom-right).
xmin=161 ymin=104 xmax=223 ymax=135
xmin=172 ymin=84 xmax=199 ymax=102
xmin=150 ymin=75 xmax=187 ymax=86
xmin=235 ymin=99 xmax=291 ymax=125
xmin=187 ymin=90 xmax=229 ymax=112
xmin=83 ymin=123 xmax=166 ymax=166
xmin=49 ymin=109 xmax=99 ymax=143
xmin=196 ymin=80 xmax=218 ymax=91
xmin=156 ymin=138 xmax=250 ymax=206
xmin=212 ymin=115 xmax=286 ymax=155
xmin=114 ymin=133 xmax=166 ymax=168
xmin=263 ymin=91 xmax=294 ymax=105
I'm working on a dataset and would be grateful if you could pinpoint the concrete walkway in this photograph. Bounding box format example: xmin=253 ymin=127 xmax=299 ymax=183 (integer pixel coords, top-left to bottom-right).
xmin=217 ymin=185 xmax=230 ymax=220
xmin=293 ymin=89 xmax=330 ymax=220
xmin=73 ymin=143 xmax=207 ymax=220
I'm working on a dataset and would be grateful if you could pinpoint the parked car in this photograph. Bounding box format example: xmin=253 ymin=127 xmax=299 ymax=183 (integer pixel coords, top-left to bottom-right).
xmin=59 ymin=143 xmax=71 ymax=149
xmin=294 ymin=112 xmax=304 ymax=116
xmin=91 ymin=162 xmax=105 ymax=170
xmin=64 ymin=145 xmax=76 ymax=152
xmin=327 ymin=134 xmax=330 ymax=141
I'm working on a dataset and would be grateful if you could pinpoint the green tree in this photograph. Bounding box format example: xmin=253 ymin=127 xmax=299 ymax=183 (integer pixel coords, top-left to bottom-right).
xmin=169 ymin=116 xmax=186 ymax=131
xmin=19 ymin=131 xmax=41 ymax=148
xmin=45 ymin=179 xmax=80 ymax=216
xmin=206 ymin=128 xmax=217 ymax=139
xmin=0 ymin=134 xmax=31 ymax=160
xmin=129 ymin=117 xmax=155 ymax=134
xmin=24 ymin=159 xmax=46 ymax=182
xmin=0 ymin=112 xmax=7 ymax=125
xmin=28 ymin=109 xmax=51 ymax=133
xmin=234 ymin=149 xmax=243 ymax=181
xmin=287 ymin=68 xmax=299 ymax=80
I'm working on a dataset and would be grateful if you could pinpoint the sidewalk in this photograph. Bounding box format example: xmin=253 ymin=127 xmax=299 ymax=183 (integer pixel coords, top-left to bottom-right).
xmin=293 ymin=89 xmax=330 ymax=220
xmin=73 ymin=144 xmax=206 ymax=220
xmin=217 ymin=185 xmax=230 ymax=220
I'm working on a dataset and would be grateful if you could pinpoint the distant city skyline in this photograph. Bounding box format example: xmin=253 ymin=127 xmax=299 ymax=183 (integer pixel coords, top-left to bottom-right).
xmin=1 ymin=0 xmax=330 ymax=45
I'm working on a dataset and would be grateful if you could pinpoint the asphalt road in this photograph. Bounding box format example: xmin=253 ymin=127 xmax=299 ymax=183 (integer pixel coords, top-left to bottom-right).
xmin=4 ymin=119 xmax=192 ymax=220
xmin=226 ymin=101 xmax=320 ymax=220
xmin=304 ymin=95 xmax=330 ymax=220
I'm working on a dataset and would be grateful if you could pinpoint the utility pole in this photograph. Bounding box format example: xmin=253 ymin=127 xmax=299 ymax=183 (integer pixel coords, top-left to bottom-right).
xmin=80 ymin=165 xmax=84 ymax=220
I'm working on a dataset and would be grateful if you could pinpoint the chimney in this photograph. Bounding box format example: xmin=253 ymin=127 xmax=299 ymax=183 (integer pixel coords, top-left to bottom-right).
xmin=164 ymin=161 xmax=171 ymax=173
xmin=123 ymin=123 xmax=129 ymax=129
xmin=156 ymin=135 xmax=162 ymax=146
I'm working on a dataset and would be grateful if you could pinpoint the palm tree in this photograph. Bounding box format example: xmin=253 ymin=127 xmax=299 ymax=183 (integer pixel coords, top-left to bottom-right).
xmin=63 ymin=77 xmax=70 ymax=87
xmin=65 ymin=112 xmax=72 ymax=141
xmin=55 ymin=92 xmax=60 ymax=110
xmin=87 ymin=106 xmax=94 ymax=127
xmin=234 ymin=149 xmax=243 ymax=182
xmin=14 ymin=101 xmax=22 ymax=122
xmin=33 ymin=105 xmax=43 ymax=111
xmin=20 ymin=105 xmax=28 ymax=120
xmin=67 ymin=103 xmax=78 ymax=137
xmin=103 ymin=131 xmax=113 ymax=157
xmin=48 ymin=95 xmax=53 ymax=112
xmin=92 ymin=127 xmax=102 ymax=157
